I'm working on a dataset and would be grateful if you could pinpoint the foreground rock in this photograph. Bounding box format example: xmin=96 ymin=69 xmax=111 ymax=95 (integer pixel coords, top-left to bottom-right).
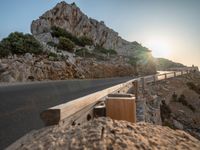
xmin=7 ymin=118 xmax=200 ymax=150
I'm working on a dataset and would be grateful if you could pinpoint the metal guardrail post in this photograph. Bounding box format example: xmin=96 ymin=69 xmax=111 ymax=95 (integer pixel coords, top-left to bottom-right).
xmin=164 ymin=74 xmax=167 ymax=79
xmin=153 ymin=75 xmax=156 ymax=83
xmin=132 ymin=80 xmax=139 ymax=101
xmin=181 ymin=71 xmax=183 ymax=75
xmin=174 ymin=72 xmax=176 ymax=77
xmin=141 ymin=78 xmax=145 ymax=92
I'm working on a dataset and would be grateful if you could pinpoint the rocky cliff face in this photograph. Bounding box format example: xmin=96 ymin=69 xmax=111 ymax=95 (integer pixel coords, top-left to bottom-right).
xmin=0 ymin=54 xmax=137 ymax=83
xmin=31 ymin=1 xmax=148 ymax=56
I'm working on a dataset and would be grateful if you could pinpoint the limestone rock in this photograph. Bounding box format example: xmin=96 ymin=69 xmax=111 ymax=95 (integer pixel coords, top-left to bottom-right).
xmin=7 ymin=118 xmax=200 ymax=150
xmin=24 ymin=53 xmax=33 ymax=60
xmin=31 ymin=1 xmax=147 ymax=57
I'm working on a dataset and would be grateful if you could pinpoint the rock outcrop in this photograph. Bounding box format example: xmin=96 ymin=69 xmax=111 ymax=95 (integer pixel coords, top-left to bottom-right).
xmin=146 ymin=72 xmax=200 ymax=140
xmin=31 ymin=1 xmax=150 ymax=56
xmin=7 ymin=117 xmax=200 ymax=150
xmin=0 ymin=54 xmax=81 ymax=83
xmin=0 ymin=54 xmax=137 ymax=83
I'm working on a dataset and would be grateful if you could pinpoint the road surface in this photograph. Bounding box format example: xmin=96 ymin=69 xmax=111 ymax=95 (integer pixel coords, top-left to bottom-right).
xmin=0 ymin=77 xmax=132 ymax=149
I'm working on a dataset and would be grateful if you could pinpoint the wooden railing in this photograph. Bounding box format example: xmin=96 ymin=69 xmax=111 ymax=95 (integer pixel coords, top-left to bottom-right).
xmin=40 ymin=70 xmax=191 ymax=126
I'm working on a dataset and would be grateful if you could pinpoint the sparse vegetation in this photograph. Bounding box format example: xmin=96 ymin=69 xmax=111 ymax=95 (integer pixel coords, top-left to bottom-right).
xmin=172 ymin=93 xmax=195 ymax=112
xmin=0 ymin=32 xmax=42 ymax=57
xmin=128 ymin=56 xmax=140 ymax=66
xmin=160 ymin=100 xmax=172 ymax=123
xmin=172 ymin=92 xmax=178 ymax=101
xmin=47 ymin=41 xmax=57 ymax=47
xmin=51 ymin=26 xmax=93 ymax=47
xmin=57 ymin=37 xmax=75 ymax=52
xmin=75 ymin=48 xmax=94 ymax=57
xmin=48 ymin=52 xmax=59 ymax=61
xmin=155 ymin=58 xmax=185 ymax=70
xmin=78 ymin=36 xmax=93 ymax=46
xmin=178 ymin=94 xmax=195 ymax=112
xmin=187 ymin=82 xmax=200 ymax=95
xmin=0 ymin=44 xmax=10 ymax=57
xmin=128 ymin=56 xmax=140 ymax=75
xmin=94 ymin=45 xmax=117 ymax=55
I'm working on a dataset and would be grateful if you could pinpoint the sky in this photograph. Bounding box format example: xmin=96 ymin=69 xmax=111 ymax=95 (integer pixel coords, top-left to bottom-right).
xmin=0 ymin=0 xmax=200 ymax=67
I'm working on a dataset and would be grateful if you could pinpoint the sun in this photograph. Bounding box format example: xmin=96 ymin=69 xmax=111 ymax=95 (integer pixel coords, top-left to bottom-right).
xmin=145 ymin=39 xmax=171 ymax=58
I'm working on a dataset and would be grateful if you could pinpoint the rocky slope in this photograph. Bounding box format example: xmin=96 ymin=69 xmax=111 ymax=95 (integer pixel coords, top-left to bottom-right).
xmin=155 ymin=58 xmax=185 ymax=71
xmin=146 ymin=72 xmax=200 ymax=140
xmin=7 ymin=117 xmax=200 ymax=150
xmin=31 ymin=1 xmax=151 ymax=57
xmin=0 ymin=53 xmax=137 ymax=83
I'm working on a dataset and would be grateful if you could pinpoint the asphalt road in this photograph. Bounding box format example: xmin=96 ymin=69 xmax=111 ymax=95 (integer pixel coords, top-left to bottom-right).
xmin=0 ymin=77 xmax=132 ymax=149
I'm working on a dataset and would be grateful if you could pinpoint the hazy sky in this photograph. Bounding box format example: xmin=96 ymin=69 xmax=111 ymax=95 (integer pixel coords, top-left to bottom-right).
xmin=0 ymin=0 xmax=200 ymax=67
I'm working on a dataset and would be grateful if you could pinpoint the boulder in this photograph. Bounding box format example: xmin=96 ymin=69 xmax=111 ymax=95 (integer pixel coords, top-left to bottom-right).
xmin=7 ymin=118 xmax=200 ymax=150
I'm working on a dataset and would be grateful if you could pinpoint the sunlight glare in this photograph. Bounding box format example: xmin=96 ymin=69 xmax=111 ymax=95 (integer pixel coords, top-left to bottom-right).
xmin=145 ymin=39 xmax=171 ymax=58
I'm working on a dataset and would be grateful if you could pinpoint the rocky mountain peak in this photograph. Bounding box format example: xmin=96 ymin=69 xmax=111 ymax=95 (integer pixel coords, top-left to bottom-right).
xmin=31 ymin=1 xmax=149 ymax=56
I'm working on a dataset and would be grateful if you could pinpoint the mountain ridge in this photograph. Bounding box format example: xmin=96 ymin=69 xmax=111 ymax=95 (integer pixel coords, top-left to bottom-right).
xmin=31 ymin=1 xmax=150 ymax=57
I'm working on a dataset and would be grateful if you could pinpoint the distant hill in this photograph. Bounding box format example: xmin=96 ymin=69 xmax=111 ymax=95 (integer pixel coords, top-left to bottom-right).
xmin=155 ymin=58 xmax=185 ymax=70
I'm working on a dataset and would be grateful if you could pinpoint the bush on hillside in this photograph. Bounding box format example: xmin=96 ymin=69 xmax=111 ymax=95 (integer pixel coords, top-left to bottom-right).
xmin=94 ymin=45 xmax=117 ymax=55
xmin=51 ymin=26 xmax=93 ymax=47
xmin=47 ymin=41 xmax=57 ymax=47
xmin=48 ymin=52 xmax=59 ymax=61
xmin=0 ymin=32 xmax=42 ymax=57
xmin=187 ymin=82 xmax=200 ymax=95
xmin=176 ymin=94 xmax=195 ymax=112
xmin=128 ymin=56 xmax=140 ymax=66
xmin=156 ymin=58 xmax=185 ymax=70
xmin=51 ymin=26 xmax=81 ymax=45
xmin=51 ymin=26 xmax=72 ymax=38
xmin=75 ymin=48 xmax=95 ymax=57
xmin=79 ymin=36 xmax=93 ymax=46
xmin=0 ymin=43 xmax=10 ymax=58
xmin=57 ymin=37 xmax=75 ymax=52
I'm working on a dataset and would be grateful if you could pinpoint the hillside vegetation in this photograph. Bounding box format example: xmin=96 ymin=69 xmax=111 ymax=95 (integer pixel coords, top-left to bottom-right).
xmin=155 ymin=58 xmax=185 ymax=70
xmin=0 ymin=32 xmax=42 ymax=58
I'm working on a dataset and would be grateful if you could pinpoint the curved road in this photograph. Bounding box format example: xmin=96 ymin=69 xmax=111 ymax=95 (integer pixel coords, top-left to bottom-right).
xmin=0 ymin=77 xmax=132 ymax=149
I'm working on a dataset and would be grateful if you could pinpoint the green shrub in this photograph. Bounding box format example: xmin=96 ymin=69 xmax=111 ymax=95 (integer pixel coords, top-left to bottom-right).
xmin=160 ymin=100 xmax=171 ymax=120
xmin=128 ymin=56 xmax=140 ymax=66
xmin=47 ymin=41 xmax=57 ymax=47
xmin=94 ymin=45 xmax=117 ymax=55
xmin=51 ymin=26 xmax=71 ymax=38
xmin=178 ymin=94 xmax=195 ymax=112
xmin=51 ymin=26 xmax=94 ymax=47
xmin=48 ymin=52 xmax=59 ymax=61
xmin=108 ymin=49 xmax=117 ymax=55
xmin=0 ymin=32 xmax=42 ymax=55
xmin=187 ymin=82 xmax=200 ymax=95
xmin=178 ymin=94 xmax=187 ymax=105
xmin=0 ymin=44 xmax=10 ymax=57
xmin=75 ymin=48 xmax=94 ymax=57
xmin=51 ymin=26 xmax=81 ymax=45
xmin=57 ymin=37 xmax=75 ymax=52
xmin=79 ymin=36 xmax=93 ymax=46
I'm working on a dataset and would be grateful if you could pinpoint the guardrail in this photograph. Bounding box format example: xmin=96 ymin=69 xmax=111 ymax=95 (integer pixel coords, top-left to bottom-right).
xmin=40 ymin=70 xmax=190 ymax=126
